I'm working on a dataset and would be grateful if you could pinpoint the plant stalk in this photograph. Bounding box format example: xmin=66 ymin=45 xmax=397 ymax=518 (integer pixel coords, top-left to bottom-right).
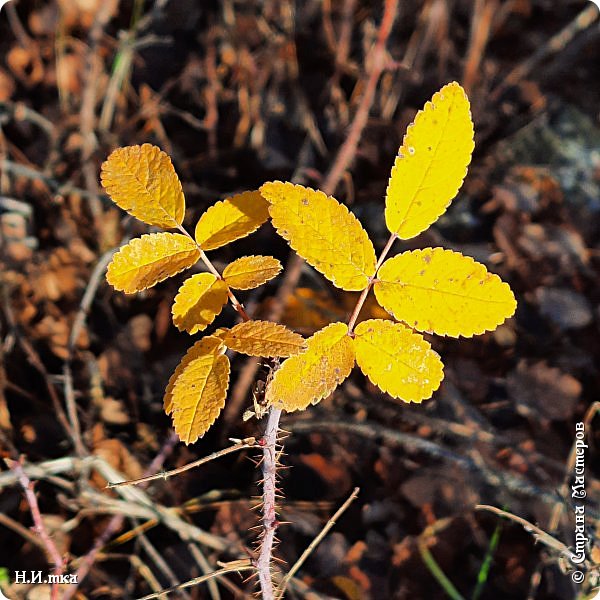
xmin=347 ymin=232 xmax=397 ymax=332
xmin=256 ymin=407 xmax=282 ymax=599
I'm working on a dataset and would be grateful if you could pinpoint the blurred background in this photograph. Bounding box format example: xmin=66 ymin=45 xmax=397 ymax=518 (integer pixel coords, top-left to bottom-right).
xmin=0 ymin=1 xmax=599 ymax=598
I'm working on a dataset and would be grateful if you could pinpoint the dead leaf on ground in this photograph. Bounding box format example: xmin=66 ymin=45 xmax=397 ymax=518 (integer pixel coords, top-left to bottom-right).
xmin=507 ymin=360 xmax=582 ymax=422
xmin=535 ymin=286 xmax=593 ymax=330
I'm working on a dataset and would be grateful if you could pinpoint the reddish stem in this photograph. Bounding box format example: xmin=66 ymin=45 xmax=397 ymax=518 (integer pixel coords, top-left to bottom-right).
xmin=10 ymin=459 xmax=66 ymax=600
xmin=177 ymin=225 xmax=252 ymax=322
xmin=321 ymin=0 xmax=399 ymax=194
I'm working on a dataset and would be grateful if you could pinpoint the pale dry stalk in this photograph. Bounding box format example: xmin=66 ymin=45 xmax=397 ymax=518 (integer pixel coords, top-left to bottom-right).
xmin=256 ymin=407 xmax=282 ymax=599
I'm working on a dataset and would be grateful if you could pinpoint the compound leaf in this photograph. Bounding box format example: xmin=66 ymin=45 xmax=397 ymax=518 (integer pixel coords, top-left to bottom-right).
xmin=101 ymin=144 xmax=185 ymax=228
xmin=374 ymin=248 xmax=517 ymax=337
xmin=194 ymin=191 xmax=269 ymax=251
xmin=353 ymin=319 xmax=443 ymax=403
xmin=222 ymin=255 xmax=282 ymax=290
xmin=260 ymin=182 xmax=376 ymax=291
xmin=222 ymin=320 xmax=305 ymax=357
xmin=164 ymin=336 xmax=230 ymax=444
xmin=385 ymin=82 xmax=474 ymax=239
xmin=265 ymin=322 xmax=355 ymax=412
xmin=172 ymin=273 xmax=229 ymax=334
xmin=107 ymin=233 xmax=200 ymax=294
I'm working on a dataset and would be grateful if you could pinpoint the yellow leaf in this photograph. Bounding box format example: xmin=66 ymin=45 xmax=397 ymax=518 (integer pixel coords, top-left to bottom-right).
xmin=107 ymin=233 xmax=200 ymax=294
xmin=172 ymin=273 xmax=229 ymax=334
xmin=260 ymin=182 xmax=376 ymax=291
xmin=194 ymin=191 xmax=269 ymax=250
xmin=222 ymin=320 xmax=305 ymax=357
xmin=164 ymin=336 xmax=230 ymax=444
xmin=222 ymin=255 xmax=282 ymax=290
xmin=265 ymin=322 xmax=355 ymax=412
xmin=101 ymin=144 xmax=185 ymax=228
xmin=385 ymin=82 xmax=474 ymax=239
xmin=353 ymin=319 xmax=443 ymax=403
xmin=374 ymin=248 xmax=517 ymax=337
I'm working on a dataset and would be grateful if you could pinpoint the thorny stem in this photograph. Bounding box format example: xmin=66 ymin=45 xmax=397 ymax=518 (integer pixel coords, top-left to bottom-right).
xmin=252 ymin=2 xmax=399 ymax=595
xmin=256 ymin=407 xmax=282 ymax=600
xmin=180 ymin=1 xmax=399 ymax=585
xmin=180 ymin=221 xmax=281 ymax=597
xmin=347 ymin=233 xmax=397 ymax=333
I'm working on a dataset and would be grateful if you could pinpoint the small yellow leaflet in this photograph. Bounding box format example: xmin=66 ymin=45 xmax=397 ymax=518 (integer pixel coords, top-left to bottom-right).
xmin=107 ymin=233 xmax=200 ymax=294
xmin=195 ymin=191 xmax=269 ymax=250
xmin=222 ymin=255 xmax=282 ymax=290
xmin=164 ymin=336 xmax=230 ymax=444
xmin=260 ymin=182 xmax=377 ymax=291
xmin=385 ymin=82 xmax=474 ymax=239
xmin=172 ymin=273 xmax=229 ymax=334
xmin=222 ymin=320 xmax=305 ymax=357
xmin=101 ymin=144 xmax=185 ymax=228
xmin=265 ymin=322 xmax=355 ymax=412
xmin=353 ymin=319 xmax=443 ymax=403
xmin=374 ymin=248 xmax=517 ymax=337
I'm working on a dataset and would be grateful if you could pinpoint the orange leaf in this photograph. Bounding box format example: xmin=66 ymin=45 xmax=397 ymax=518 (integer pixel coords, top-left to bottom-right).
xmin=101 ymin=144 xmax=185 ymax=228
xmin=106 ymin=233 xmax=199 ymax=294
xmin=265 ymin=322 xmax=355 ymax=411
xmin=164 ymin=336 xmax=230 ymax=444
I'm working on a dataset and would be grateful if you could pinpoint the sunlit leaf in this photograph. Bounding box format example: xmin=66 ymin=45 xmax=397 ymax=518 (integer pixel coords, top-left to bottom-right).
xmin=221 ymin=320 xmax=305 ymax=357
xmin=374 ymin=248 xmax=517 ymax=337
xmin=172 ymin=273 xmax=229 ymax=334
xmin=265 ymin=322 xmax=355 ymax=411
xmin=107 ymin=233 xmax=200 ymax=294
xmin=222 ymin=255 xmax=282 ymax=290
xmin=260 ymin=182 xmax=376 ymax=291
xmin=353 ymin=319 xmax=443 ymax=402
xmin=194 ymin=191 xmax=269 ymax=250
xmin=385 ymin=82 xmax=474 ymax=239
xmin=164 ymin=336 xmax=230 ymax=444
xmin=101 ymin=144 xmax=186 ymax=228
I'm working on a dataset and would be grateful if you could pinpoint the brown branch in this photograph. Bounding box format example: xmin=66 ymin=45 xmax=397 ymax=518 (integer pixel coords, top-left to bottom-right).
xmin=63 ymin=247 xmax=119 ymax=458
xmin=106 ymin=437 xmax=257 ymax=488
xmin=136 ymin=561 xmax=254 ymax=600
xmin=490 ymin=4 xmax=599 ymax=101
xmin=79 ymin=1 xmax=114 ymax=220
xmin=321 ymin=0 xmax=399 ymax=195
xmin=6 ymin=458 xmax=66 ymax=600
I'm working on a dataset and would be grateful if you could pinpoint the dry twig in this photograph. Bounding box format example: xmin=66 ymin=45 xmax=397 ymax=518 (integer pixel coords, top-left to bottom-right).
xmin=5 ymin=458 xmax=67 ymax=600
xmin=275 ymin=487 xmax=360 ymax=599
